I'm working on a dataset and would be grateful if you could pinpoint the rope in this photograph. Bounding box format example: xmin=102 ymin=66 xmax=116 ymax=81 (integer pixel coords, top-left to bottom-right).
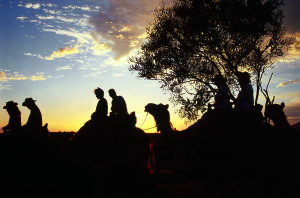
xmin=138 ymin=112 xmax=158 ymax=131
xmin=143 ymin=125 xmax=157 ymax=131
xmin=139 ymin=112 xmax=175 ymax=132
xmin=140 ymin=112 xmax=157 ymax=131
xmin=139 ymin=112 xmax=149 ymax=128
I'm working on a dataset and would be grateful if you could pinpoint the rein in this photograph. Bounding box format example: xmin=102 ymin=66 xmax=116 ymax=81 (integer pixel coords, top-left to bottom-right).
xmin=139 ymin=112 xmax=149 ymax=128
xmin=139 ymin=112 xmax=175 ymax=132
xmin=143 ymin=125 xmax=158 ymax=131
xmin=139 ymin=112 xmax=157 ymax=131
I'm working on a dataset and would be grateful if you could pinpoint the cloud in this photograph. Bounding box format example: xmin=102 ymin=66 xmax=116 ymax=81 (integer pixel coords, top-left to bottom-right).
xmin=0 ymin=70 xmax=49 ymax=82
xmin=284 ymin=0 xmax=300 ymax=34
xmin=24 ymin=3 xmax=41 ymax=9
xmin=36 ymin=15 xmax=55 ymax=20
xmin=276 ymin=79 xmax=300 ymax=87
xmin=31 ymin=75 xmax=46 ymax=81
xmin=0 ymin=71 xmax=7 ymax=81
xmin=62 ymin=5 xmax=98 ymax=11
xmin=0 ymin=84 xmax=12 ymax=91
xmin=88 ymin=0 xmax=163 ymax=59
xmin=24 ymin=52 xmax=43 ymax=59
xmin=45 ymin=45 xmax=79 ymax=60
xmin=18 ymin=2 xmax=96 ymax=44
xmin=16 ymin=16 xmax=28 ymax=21
xmin=56 ymin=66 xmax=72 ymax=71
xmin=16 ymin=1 xmax=102 ymax=65
xmin=276 ymin=32 xmax=300 ymax=63
xmin=42 ymin=8 xmax=58 ymax=15
xmin=284 ymin=100 xmax=300 ymax=124
xmin=42 ymin=28 xmax=92 ymax=43
xmin=6 ymin=72 xmax=28 ymax=80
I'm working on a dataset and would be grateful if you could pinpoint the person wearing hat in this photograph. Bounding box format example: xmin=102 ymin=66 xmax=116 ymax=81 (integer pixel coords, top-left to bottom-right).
xmin=22 ymin=98 xmax=42 ymax=132
xmin=3 ymin=101 xmax=21 ymax=133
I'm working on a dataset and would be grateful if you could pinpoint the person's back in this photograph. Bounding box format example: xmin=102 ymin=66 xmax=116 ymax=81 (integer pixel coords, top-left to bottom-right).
xmin=111 ymin=95 xmax=128 ymax=116
xmin=96 ymin=98 xmax=108 ymax=117
xmin=109 ymin=89 xmax=128 ymax=116
xmin=22 ymin=98 xmax=42 ymax=131
xmin=236 ymin=72 xmax=254 ymax=111
xmin=237 ymin=84 xmax=254 ymax=110
xmin=93 ymin=87 xmax=108 ymax=119
xmin=209 ymin=75 xmax=231 ymax=110
xmin=3 ymin=101 xmax=21 ymax=133
xmin=214 ymin=86 xmax=230 ymax=109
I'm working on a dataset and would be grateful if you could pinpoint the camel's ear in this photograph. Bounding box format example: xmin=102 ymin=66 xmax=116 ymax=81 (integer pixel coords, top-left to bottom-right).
xmin=164 ymin=104 xmax=169 ymax=109
xmin=280 ymin=102 xmax=285 ymax=109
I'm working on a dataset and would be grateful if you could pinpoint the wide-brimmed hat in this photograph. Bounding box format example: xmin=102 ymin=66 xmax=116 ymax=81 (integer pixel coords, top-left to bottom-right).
xmin=3 ymin=101 xmax=18 ymax=109
xmin=22 ymin=98 xmax=36 ymax=106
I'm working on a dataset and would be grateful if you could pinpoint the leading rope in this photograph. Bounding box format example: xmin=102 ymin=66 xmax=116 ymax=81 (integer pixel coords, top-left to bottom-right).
xmin=139 ymin=112 xmax=157 ymax=131
xmin=139 ymin=112 xmax=149 ymax=128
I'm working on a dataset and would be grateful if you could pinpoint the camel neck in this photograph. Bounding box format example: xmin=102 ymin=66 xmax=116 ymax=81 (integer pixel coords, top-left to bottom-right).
xmin=273 ymin=117 xmax=294 ymax=131
xmin=156 ymin=120 xmax=173 ymax=135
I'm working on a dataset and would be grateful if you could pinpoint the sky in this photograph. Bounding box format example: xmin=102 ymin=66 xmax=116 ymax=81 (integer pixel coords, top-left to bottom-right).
xmin=1 ymin=0 xmax=300 ymax=133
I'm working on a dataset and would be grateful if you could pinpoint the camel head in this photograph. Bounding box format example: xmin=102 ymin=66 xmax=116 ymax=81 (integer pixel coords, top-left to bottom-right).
xmin=265 ymin=102 xmax=286 ymax=120
xmin=145 ymin=103 xmax=170 ymax=132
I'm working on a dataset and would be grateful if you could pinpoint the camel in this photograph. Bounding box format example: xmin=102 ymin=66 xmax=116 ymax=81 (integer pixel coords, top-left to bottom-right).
xmin=144 ymin=103 xmax=202 ymax=148
xmin=145 ymin=103 xmax=280 ymax=197
xmin=0 ymin=123 xmax=62 ymax=198
xmin=62 ymin=112 xmax=154 ymax=197
xmin=264 ymin=102 xmax=300 ymax=197
xmin=265 ymin=102 xmax=299 ymax=132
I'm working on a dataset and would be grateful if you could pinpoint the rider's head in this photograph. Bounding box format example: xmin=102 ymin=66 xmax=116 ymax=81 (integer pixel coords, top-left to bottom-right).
xmin=94 ymin=87 xmax=104 ymax=99
xmin=108 ymin=89 xmax=117 ymax=99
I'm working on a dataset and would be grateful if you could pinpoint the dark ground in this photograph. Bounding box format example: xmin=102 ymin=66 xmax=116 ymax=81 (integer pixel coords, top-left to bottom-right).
xmin=49 ymin=132 xmax=296 ymax=198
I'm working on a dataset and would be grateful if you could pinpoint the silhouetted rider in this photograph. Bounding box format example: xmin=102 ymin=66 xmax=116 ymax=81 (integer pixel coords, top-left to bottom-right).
xmin=236 ymin=72 xmax=254 ymax=111
xmin=108 ymin=89 xmax=128 ymax=116
xmin=92 ymin=87 xmax=108 ymax=119
xmin=3 ymin=101 xmax=21 ymax=133
xmin=22 ymin=98 xmax=42 ymax=132
xmin=208 ymin=74 xmax=231 ymax=111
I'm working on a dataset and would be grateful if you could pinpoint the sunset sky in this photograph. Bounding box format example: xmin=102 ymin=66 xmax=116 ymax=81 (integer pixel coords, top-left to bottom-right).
xmin=1 ymin=0 xmax=300 ymax=133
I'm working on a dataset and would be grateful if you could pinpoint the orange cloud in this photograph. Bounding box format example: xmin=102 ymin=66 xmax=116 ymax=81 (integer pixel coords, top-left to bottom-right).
xmin=88 ymin=0 xmax=164 ymax=59
xmin=1 ymin=71 xmax=28 ymax=81
xmin=45 ymin=45 xmax=79 ymax=60
xmin=0 ymin=71 xmax=49 ymax=81
xmin=31 ymin=75 xmax=46 ymax=81
xmin=7 ymin=72 xmax=28 ymax=80
xmin=276 ymin=79 xmax=300 ymax=87
xmin=0 ymin=71 xmax=7 ymax=81
xmin=56 ymin=66 xmax=72 ymax=71
xmin=284 ymin=101 xmax=300 ymax=124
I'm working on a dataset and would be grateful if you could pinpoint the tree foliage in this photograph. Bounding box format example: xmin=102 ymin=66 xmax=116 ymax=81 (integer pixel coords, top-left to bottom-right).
xmin=129 ymin=0 xmax=295 ymax=121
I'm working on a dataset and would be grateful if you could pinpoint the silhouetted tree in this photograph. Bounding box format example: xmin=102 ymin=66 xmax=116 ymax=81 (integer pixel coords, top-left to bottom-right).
xmin=129 ymin=0 xmax=295 ymax=120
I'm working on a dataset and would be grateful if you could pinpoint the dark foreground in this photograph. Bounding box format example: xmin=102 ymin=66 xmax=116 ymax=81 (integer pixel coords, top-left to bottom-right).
xmin=0 ymin=131 xmax=297 ymax=198
xmin=149 ymin=180 xmax=269 ymax=198
xmin=48 ymin=132 xmax=297 ymax=198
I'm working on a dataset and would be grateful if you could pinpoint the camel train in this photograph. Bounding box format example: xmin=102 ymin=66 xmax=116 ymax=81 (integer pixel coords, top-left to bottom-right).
xmin=1 ymin=89 xmax=299 ymax=197
xmin=145 ymin=101 xmax=300 ymax=198
xmin=1 ymin=94 xmax=155 ymax=198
